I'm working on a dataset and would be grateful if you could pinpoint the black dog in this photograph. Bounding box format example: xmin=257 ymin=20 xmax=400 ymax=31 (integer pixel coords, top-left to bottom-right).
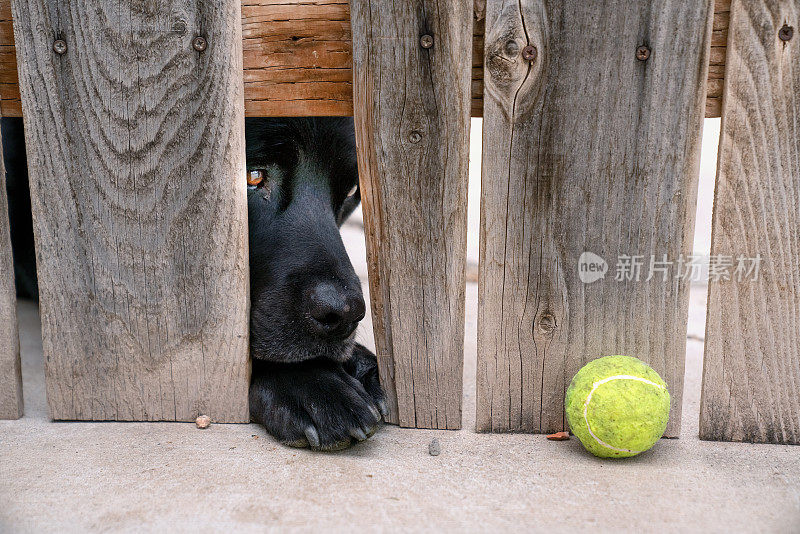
xmin=4 ymin=117 xmax=385 ymax=450
xmin=244 ymin=118 xmax=385 ymax=449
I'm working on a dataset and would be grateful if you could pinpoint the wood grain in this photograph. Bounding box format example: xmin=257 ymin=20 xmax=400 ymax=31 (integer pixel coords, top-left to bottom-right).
xmin=700 ymin=0 xmax=800 ymax=444
xmin=242 ymin=0 xmax=353 ymax=116
xmin=0 ymin=0 xmax=21 ymax=117
xmin=0 ymin=0 xmax=729 ymax=118
xmin=350 ymin=0 xmax=471 ymax=429
xmin=477 ymin=0 xmax=712 ymax=436
xmin=707 ymin=0 xmax=731 ymax=117
xmin=0 ymin=122 xmax=22 ymax=420
xmin=11 ymin=0 xmax=250 ymax=421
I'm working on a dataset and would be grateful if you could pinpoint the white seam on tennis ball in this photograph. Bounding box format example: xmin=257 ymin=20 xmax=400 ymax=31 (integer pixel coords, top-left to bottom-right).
xmin=582 ymin=374 xmax=666 ymax=454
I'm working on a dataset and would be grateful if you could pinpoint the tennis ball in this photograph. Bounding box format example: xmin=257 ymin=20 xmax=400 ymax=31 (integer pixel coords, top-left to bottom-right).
xmin=565 ymin=355 xmax=670 ymax=458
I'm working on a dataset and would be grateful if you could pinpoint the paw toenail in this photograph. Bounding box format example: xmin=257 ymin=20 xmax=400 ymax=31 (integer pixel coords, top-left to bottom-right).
xmin=377 ymin=399 xmax=389 ymax=418
xmin=368 ymin=405 xmax=381 ymax=421
xmin=304 ymin=426 xmax=320 ymax=448
xmin=350 ymin=427 xmax=367 ymax=441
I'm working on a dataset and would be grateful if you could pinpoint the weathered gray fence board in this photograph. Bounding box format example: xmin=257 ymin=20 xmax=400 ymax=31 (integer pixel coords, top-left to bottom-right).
xmin=0 ymin=124 xmax=23 ymax=420
xmin=477 ymin=0 xmax=712 ymax=436
xmin=350 ymin=0 xmax=471 ymax=429
xmin=11 ymin=0 xmax=250 ymax=421
xmin=700 ymin=0 xmax=800 ymax=444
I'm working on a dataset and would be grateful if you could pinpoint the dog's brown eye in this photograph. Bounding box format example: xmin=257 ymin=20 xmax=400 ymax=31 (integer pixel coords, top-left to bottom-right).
xmin=247 ymin=169 xmax=265 ymax=186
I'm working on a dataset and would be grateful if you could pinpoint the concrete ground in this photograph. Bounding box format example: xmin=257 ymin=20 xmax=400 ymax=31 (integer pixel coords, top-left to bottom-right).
xmin=1 ymin=275 xmax=799 ymax=532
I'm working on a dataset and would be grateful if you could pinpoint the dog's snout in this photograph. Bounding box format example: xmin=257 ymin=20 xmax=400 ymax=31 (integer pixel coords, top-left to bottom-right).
xmin=305 ymin=282 xmax=365 ymax=339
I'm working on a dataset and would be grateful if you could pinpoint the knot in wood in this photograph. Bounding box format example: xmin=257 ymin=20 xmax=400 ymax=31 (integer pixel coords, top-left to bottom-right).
xmin=779 ymin=25 xmax=794 ymax=42
xmin=486 ymin=51 xmax=518 ymax=86
xmin=408 ymin=130 xmax=423 ymax=144
xmin=484 ymin=27 xmax=532 ymax=96
xmin=504 ymin=40 xmax=519 ymax=56
xmin=537 ymin=313 xmax=556 ymax=335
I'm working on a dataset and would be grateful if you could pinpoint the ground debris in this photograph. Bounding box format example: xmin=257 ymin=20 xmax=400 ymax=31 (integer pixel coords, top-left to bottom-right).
xmin=428 ymin=438 xmax=441 ymax=456
xmin=546 ymin=431 xmax=570 ymax=441
xmin=195 ymin=415 xmax=211 ymax=429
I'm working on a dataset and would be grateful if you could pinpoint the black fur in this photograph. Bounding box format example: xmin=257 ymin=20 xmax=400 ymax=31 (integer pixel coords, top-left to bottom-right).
xmin=4 ymin=116 xmax=385 ymax=450
xmin=2 ymin=118 xmax=37 ymax=300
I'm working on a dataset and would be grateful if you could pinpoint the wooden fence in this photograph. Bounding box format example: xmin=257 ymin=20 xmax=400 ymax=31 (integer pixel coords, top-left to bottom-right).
xmin=0 ymin=0 xmax=797 ymax=445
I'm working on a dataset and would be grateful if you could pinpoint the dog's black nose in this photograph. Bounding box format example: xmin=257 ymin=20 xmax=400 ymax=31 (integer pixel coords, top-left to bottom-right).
xmin=306 ymin=282 xmax=365 ymax=339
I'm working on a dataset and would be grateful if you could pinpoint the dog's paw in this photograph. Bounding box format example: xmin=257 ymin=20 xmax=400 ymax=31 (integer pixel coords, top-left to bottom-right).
xmin=250 ymin=358 xmax=382 ymax=451
xmin=343 ymin=343 xmax=388 ymax=420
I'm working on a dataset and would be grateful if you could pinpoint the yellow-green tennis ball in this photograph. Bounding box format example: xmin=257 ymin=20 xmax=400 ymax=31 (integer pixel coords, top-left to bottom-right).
xmin=565 ymin=355 xmax=670 ymax=458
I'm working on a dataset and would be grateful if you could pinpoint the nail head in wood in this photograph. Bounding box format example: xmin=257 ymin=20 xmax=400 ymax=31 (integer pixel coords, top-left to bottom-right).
xmin=172 ymin=20 xmax=187 ymax=35
xmin=420 ymin=34 xmax=434 ymax=49
xmin=537 ymin=313 xmax=556 ymax=335
xmin=52 ymin=39 xmax=67 ymax=55
xmin=192 ymin=36 xmax=208 ymax=52
xmin=779 ymin=25 xmax=793 ymax=42
xmin=522 ymin=45 xmax=537 ymax=62
xmin=636 ymin=45 xmax=651 ymax=61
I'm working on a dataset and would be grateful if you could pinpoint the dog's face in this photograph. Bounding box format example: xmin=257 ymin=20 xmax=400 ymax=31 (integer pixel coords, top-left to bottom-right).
xmin=245 ymin=118 xmax=364 ymax=363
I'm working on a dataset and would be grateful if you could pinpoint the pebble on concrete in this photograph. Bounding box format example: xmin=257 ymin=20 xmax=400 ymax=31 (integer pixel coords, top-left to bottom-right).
xmin=428 ymin=438 xmax=441 ymax=456
xmin=195 ymin=415 xmax=211 ymax=429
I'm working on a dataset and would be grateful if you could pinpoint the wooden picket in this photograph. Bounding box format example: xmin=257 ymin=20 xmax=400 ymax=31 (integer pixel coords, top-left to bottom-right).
xmin=477 ymin=0 xmax=713 ymax=436
xmin=10 ymin=0 xmax=250 ymax=421
xmin=700 ymin=0 xmax=800 ymax=444
xmin=349 ymin=0 xmax=472 ymax=429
